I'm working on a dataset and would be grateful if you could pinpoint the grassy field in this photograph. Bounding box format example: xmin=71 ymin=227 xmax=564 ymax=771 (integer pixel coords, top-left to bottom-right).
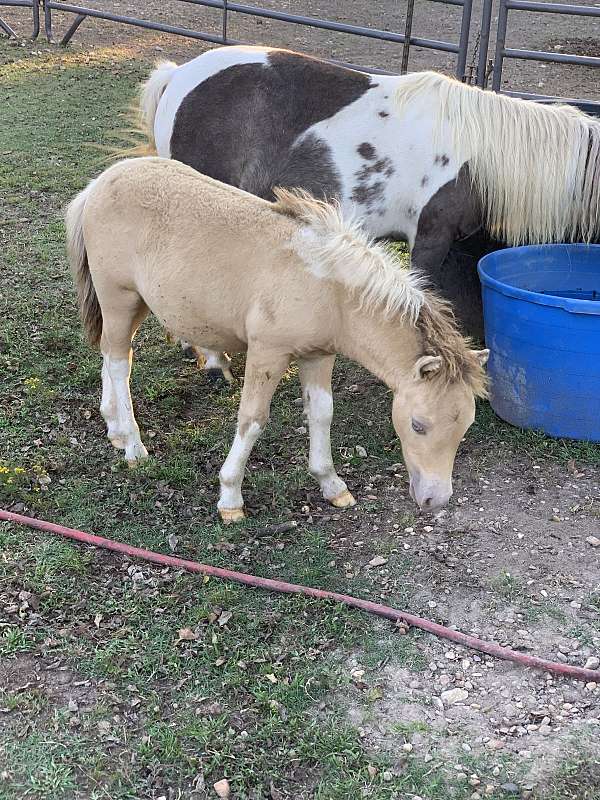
xmin=1 ymin=40 xmax=599 ymax=800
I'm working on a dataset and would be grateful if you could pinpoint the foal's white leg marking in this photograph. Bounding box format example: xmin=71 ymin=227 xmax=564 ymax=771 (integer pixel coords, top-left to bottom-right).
xmin=100 ymin=355 xmax=117 ymax=439
xmin=101 ymin=355 xmax=148 ymax=464
xmin=217 ymin=347 xmax=290 ymax=522
xmin=303 ymin=385 xmax=354 ymax=507
xmin=199 ymin=348 xmax=234 ymax=383
xmin=299 ymin=356 xmax=356 ymax=509
xmin=155 ymin=46 xmax=272 ymax=157
xmin=218 ymin=421 xmax=263 ymax=522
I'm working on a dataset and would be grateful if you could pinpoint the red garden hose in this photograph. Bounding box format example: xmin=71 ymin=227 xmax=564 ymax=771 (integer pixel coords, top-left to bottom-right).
xmin=1 ymin=508 xmax=599 ymax=684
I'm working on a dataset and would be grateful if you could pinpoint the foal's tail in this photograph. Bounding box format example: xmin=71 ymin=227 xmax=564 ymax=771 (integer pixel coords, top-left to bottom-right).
xmin=65 ymin=183 xmax=103 ymax=348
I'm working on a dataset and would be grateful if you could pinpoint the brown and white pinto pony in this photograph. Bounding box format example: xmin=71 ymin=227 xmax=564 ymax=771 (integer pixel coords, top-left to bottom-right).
xmin=66 ymin=157 xmax=488 ymax=522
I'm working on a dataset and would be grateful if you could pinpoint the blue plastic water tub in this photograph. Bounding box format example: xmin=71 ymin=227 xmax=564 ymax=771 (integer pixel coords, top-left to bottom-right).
xmin=478 ymin=244 xmax=600 ymax=441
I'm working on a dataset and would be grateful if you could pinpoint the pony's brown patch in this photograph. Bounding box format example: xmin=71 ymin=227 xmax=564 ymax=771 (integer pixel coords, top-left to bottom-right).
xmin=417 ymin=295 xmax=488 ymax=398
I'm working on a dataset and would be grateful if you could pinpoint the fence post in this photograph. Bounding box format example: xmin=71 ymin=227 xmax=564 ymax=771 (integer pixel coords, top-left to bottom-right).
xmin=492 ymin=0 xmax=509 ymax=91
xmin=476 ymin=0 xmax=493 ymax=86
xmin=456 ymin=0 xmax=473 ymax=80
xmin=401 ymin=0 xmax=415 ymax=74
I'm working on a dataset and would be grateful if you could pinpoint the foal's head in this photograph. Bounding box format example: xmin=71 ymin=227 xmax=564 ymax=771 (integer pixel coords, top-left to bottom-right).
xmin=392 ymin=298 xmax=488 ymax=513
xmin=273 ymin=186 xmax=489 ymax=514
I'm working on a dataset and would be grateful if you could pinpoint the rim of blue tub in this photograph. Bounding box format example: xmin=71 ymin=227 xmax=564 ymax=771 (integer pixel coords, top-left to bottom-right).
xmin=478 ymin=243 xmax=600 ymax=316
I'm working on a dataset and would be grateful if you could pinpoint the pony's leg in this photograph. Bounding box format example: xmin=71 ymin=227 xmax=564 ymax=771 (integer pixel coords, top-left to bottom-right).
xmin=99 ymin=295 xmax=149 ymax=465
xmin=410 ymin=166 xmax=484 ymax=336
xmin=178 ymin=339 xmax=233 ymax=383
xmin=298 ymin=355 xmax=356 ymax=509
xmin=218 ymin=347 xmax=290 ymax=523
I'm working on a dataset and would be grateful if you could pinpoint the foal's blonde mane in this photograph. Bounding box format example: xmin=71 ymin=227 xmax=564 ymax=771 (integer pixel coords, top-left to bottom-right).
xmin=395 ymin=71 xmax=600 ymax=245
xmin=273 ymin=188 xmax=487 ymax=398
xmin=418 ymin=295 xmax=488 ymax=398
xmin=274 ymin=187 xmax=425 ymax=324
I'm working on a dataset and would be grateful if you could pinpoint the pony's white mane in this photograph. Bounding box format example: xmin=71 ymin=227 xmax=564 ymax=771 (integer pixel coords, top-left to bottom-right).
xmin=396 ymin=71 xmax=600 ymax=245
xmin=273 ymin=188 xmax=425 ymax=323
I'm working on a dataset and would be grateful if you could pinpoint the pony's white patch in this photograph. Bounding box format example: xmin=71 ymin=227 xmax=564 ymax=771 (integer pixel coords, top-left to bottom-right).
xmin=100 ymin=355 xmax=147 ymax=463
xmin=218 ymin=421 xmax=263 ymax=511
xmin=304 ymin=385 xmax=347 ymax=500
xmin=395 ymin=71 xmax=600 ymax=244
xmin=279 ymin=189 xmax=425 ymax=323
xmin=154 ymin=46 xmax=272 ymax=158
xmin=295 ymin=74 xmax=459 ymax=244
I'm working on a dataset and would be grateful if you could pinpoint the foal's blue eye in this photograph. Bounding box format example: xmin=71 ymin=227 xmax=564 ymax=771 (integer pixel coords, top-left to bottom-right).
xmin=411 ymin=419 xmax=427 ymax=435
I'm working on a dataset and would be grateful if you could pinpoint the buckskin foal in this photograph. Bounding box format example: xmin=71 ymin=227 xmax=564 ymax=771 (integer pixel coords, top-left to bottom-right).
xmin=66 ymin=157 xmax=488 ymax=522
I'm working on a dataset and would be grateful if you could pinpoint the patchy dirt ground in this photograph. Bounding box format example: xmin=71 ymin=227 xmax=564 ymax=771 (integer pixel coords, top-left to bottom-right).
xmin=2 ymin=0 xmax=599 ymax=100
xmin=321 ymin=441 xmax=600 ymax=795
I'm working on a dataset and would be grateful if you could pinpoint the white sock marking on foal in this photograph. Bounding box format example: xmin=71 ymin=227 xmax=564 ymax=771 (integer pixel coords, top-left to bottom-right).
xmin=100 ymin=355 xmax=116 ymax=426
xmin=102 ymin=356 xmax=148 ymax=462
xmin=218 ymin=421 xmax=262 ymax=511
xmin=304 ymin=385 xmax=347 ymax=500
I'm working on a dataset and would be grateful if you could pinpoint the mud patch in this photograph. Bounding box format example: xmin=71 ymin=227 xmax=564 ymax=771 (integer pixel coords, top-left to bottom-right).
xmin=0 ymin=654 xmax=97 ymax=724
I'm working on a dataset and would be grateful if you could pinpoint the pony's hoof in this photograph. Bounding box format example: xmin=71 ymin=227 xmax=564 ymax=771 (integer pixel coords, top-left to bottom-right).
xmin=330 ymin=490 xmax=356 ymax=508
xmin=182 ymin=344 xmax=200 ymax=361
xmin=219 ymin=507 xmax=245 ymax=524
xmin=206 ymin=368 xmax=231 ymax=388
xmin=109 ymin=435 xmax=125 ymax=450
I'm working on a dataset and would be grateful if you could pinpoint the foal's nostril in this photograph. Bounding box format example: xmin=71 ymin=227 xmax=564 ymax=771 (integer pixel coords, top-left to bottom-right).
xmin=422 ymin=497 xmax=433 ymax=510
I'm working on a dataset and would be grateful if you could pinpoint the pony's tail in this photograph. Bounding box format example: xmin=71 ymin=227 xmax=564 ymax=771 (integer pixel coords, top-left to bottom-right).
xmin=65 ymin=183 xmax=103 ymax=348
xmin=101 ymin=61 xmax=177 ymax=163
xmin=139 ymin=60 xmax=178 ymax=151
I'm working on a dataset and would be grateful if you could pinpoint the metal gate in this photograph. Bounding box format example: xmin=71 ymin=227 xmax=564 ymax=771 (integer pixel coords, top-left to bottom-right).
xmin=1 ymin=0 xmax=599 ymax=111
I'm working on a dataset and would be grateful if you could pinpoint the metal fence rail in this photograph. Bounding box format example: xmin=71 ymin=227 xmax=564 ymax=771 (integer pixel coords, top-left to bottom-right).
xmin=492 ymin=0 xmax=600 ymax=97
xmin=43 ymin=0 xmax=474 ymax=78
xmin=0 ymin=0 xmax=475 ymax=78
xmin=0 ymin=0 xmax=38 ymax=38
xmin=1 ymin=0 xmax=598 ymax=112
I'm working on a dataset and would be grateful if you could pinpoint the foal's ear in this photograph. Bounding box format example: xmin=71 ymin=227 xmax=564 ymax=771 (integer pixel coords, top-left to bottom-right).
xmin=472 ymin=348 xmax=490 ymax=367
xmin=414 ymin=354 xmax=443 ymax=380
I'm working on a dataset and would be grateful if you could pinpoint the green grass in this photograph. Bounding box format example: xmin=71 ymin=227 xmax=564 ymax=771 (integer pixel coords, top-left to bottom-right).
xmin=471 ymin=401 xmax=600 ymax=465
xmin=1 ymin=39 xmax=599 ymax=800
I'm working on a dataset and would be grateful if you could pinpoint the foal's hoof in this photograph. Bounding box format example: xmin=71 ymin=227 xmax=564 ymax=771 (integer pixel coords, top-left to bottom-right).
xmin=219 ymin=507 xmax=245 ymax=524
xmin=124 ymin=440 xmax=149 ymax=464
xmin=330 ymin=490 xmax=357 ymax=509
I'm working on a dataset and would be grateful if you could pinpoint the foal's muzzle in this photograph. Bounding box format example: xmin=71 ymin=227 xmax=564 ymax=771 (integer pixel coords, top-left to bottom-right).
xmin=409 ymin=471 xmax=453 ymax=513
